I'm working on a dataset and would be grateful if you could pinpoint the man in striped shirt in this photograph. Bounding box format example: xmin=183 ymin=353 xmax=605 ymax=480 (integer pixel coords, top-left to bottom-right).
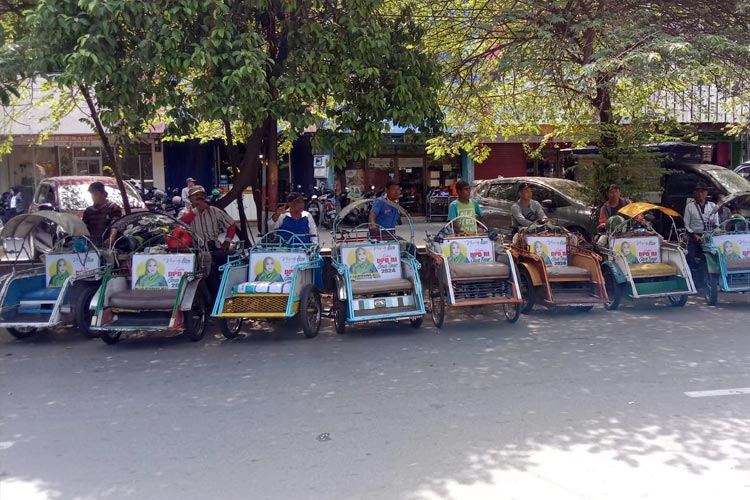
xmin=180 ymin=185 xmax=237 ymax=293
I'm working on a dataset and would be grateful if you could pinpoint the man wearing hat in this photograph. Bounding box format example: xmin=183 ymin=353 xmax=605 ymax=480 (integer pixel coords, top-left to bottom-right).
xmin=180 ymin=185 xmax=237 ymax=292
xmin=181 ymin=177 xmax=196 ymax=210
xmin=683 ymin=181 xmax=719 ymax=280
xmin=598 ymin=184 xmax=632 ymax=230
xmin=511 ymin=182 xmax=547 ymax=231
xmin=82 ymin=181 xmax=122 ymax=246
xmin=269 ymin=191 xmax=318 ymax=244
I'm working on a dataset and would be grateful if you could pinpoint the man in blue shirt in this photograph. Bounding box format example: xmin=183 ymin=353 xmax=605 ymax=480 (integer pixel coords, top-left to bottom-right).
xmin=268 ymin=192 xmax=318 ymax=244
xmin=369 ymin=180 xmax=401 ymax=232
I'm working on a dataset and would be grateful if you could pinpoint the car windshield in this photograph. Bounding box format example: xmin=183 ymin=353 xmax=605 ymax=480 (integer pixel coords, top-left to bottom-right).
xmin=540 ymin=178 xmax=594 ymax=203
xmin=707 ymin=169 xmax=750 ymax=194
xmin=59 ymin=183 xmax=145 ymax=211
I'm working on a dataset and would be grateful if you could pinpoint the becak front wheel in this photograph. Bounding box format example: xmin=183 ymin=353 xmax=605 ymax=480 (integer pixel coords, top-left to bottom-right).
xmin=300 ymin=284 xmax=322 ymax=338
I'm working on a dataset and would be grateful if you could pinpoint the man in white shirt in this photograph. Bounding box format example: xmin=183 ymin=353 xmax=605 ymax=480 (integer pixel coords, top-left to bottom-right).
xmin=682 ymin=181 xmax=718 ymax=282
xmin=181 ymin=177 xmax=196 ymax=210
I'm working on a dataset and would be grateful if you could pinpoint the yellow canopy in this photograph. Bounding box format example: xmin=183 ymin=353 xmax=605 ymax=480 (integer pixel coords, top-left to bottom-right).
xmin=618 ymin=202 xmax=680 ymax=218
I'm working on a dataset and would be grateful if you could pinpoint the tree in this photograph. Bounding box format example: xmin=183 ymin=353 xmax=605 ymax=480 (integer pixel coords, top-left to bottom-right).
xmin=157 ymin=0 xmax=442 ymax=231
xmin=413 ymin=0 xmax=750 ymax=199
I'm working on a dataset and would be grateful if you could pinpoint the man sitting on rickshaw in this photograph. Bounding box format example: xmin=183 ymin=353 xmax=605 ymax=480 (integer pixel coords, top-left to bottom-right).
xmin=179 ymin=185 xmax=237 ymax=293
xmin=268 ymin=192 xmax=319 ymax=244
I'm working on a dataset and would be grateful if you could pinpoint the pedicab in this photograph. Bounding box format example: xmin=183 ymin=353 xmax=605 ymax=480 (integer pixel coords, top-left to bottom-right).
xmin=512 ymin=222 xmax=608 ymax=313
xmin=211 ymin=229 xmax=323 ymax=339
xmin=0 ymin=212 xmax=103 ymax=339
xmin=425 ymin=216 xmax=522 ymax=327
xmin=701 ymin=191 xmax=750 ymax=305
xmin=597 ymin=203 xmax=697 ymax=309
xmin=331 ymin=199 xmax=425 ymax=333
xmin=87 ymin=213 xmax=211 ymax=344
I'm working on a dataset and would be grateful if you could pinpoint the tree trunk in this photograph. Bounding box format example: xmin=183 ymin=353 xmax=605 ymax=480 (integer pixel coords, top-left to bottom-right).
xmin=221 ymin=119 xmax=251 ymax=245
xmin=78 ymin=84 xmax=131 ymax=214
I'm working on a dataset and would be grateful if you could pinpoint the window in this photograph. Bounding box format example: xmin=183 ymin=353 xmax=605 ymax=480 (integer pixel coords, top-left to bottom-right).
xmin=665 ymin=172 xmax=702 ymax=197
xmin=488 ymin=182 xmax=516 ymax=201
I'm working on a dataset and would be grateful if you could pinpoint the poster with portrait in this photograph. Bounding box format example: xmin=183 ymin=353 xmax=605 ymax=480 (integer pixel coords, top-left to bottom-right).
xmin=713 ymin=234 xmax=750 ymax=261
xmin=45 ymin=253 xmax=99 ymax=288
xmin=249 ymin=252 xmax=308 ymax=283
xmin=611 ymin=236 xmax=661 ymax=264
xmin=438 ymin=237 xmax=494 ymax=263
xmin=341 ymin=244 xmax=402 ymax=281
xmin=527 ymin=237 xmax=567 ymax=267
xmin=131 ymin=254 xmax=195 ymax=290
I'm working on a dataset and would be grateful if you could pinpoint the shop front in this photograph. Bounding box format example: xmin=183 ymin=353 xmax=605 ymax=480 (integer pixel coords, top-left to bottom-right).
xmin=341 ymin=137 xmax=461 ymax=215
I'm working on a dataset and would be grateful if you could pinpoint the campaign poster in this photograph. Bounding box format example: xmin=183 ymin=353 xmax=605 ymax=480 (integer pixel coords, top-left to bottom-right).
xmin=45 ymin=253 xmax=99 ymax=288
xmin=713 ymin=234 xmax=750 ymax=261
xmin=439 ymin=237 xmax=494 ymax=263
xmin=249 ymin=252 xmax=308 ymax=283
xmin=527 ymin=236 xmax=567 ymax=267
xmin=611 ymin=236 xmax=661 ymax=264
xmin=341 ymin=244 xmax=402 ymax=281
xmin=131 ymin=254 xmax=195 ymax=290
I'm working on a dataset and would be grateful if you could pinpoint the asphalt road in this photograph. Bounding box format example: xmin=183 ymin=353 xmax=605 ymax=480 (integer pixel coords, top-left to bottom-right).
xmin=1 ymin=294 xmax=749 ymax=500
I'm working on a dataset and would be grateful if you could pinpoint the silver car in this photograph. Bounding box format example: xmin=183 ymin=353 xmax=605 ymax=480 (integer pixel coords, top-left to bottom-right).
xmin=735 ymin=162 xmax=750 ymax=180
xmin=472 ymin=177 xmax=598 ymax=240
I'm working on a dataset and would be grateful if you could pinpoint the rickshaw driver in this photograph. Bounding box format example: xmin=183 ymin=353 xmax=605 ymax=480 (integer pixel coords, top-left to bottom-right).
xmin=511 ymin=182 xmax=547 ymax=232
xmin=683 ymin=181 xmax=718 ymax=286
xmin=268 ymin=191 xmax=319 ymax=244
xmin=447 ymin=180 xmax=483 ymax=234
xmin=598 ymin=184 xmax=631 ymax=230
xmin=83 ymin=181 xmax=123 ymax=247
xmin=179 ymin=185 xmax=237 ymax=294
xmin=368 ymin=180 xmax=401 ymax=233
xmin=368 ymin=180 xmax=417 ymax=257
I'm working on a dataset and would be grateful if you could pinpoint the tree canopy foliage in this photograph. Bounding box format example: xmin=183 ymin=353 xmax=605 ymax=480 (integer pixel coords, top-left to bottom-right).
xmin=21 ymin=0 xmax=443 ymax=224
xmin=414 ymin=0 xmax=750 ymax=197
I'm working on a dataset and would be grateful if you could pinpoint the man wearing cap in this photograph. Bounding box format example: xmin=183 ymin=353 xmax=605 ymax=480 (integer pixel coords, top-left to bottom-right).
xmin=268 ymin=192 xmax=318 ymax=244
xmin=180 ymin=185 xmax=237 ymax=251
xmin=82 ymin=182 xmax=122 ymax=246
xmin=181 ymin=177 xmax=196 ymax=210
xmin=598 ymin=184 xmax=632 ymax=230
xmin=683 ymin=181 xmax=718 ymax=280
xmin=511 ymin=182 xmax=546 ymax=231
